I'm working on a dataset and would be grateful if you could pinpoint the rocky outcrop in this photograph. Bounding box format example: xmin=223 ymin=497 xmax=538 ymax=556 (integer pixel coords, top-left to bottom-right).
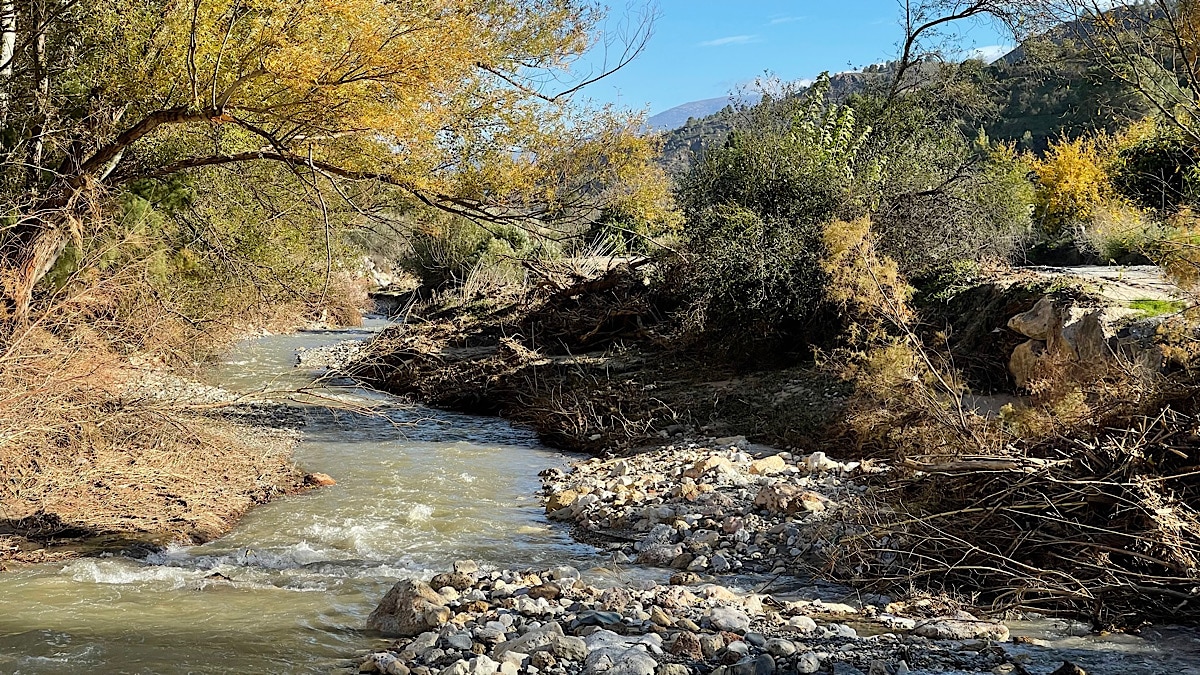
xmin=1007 ymin=296 xmax=1164 ymax=389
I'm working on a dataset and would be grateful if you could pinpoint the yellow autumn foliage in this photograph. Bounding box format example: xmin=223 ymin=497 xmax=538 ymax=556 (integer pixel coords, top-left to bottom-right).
xmin=67 ymin=0 xmax=667 ymax=222
xmin=1030 ymin=135 xmax=1115 ymax=234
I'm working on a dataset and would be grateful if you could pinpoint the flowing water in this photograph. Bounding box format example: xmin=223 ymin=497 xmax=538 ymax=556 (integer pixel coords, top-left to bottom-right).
xmin=2 ymin=320 xmax=1200 ymax=674
xmin=0 ymin=319 xmax=605 ymax=674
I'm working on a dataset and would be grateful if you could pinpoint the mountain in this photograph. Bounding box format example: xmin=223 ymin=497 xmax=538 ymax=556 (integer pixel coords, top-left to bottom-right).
xmin=646 ymin=96 xmax=759 ymax=132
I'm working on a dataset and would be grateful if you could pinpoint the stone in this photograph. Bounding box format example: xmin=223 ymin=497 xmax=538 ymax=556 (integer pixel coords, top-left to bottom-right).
xmin=493 ymin=622 xmax=564 ymax=659
xmin=574 ymin=610 xmax=623 ymax=628
xmin=430 ymin=573 xmax=474 ymax=591
xmin=527 ymin=584 xmax=561 ymax=601
xmin=549 ymin=566 xmax=581 ymax=581
xmin=543 ymin=634 xmax=589 ymax=661
xmin=868 ymin=661 xmax=889 ymax=675
xmin=748 ymin=455 xmax=787 ymax=475
xmin=649 ymin=606 xmax=674 ymax=627
xmin=668 ymin=632 xmax=703 ymax=659
xmin=1009 ymin=339 xmax=1047 ymax=389
xmin=669 ymin=572 xmax=702 ymax=586
xmin=729 ymin=655 xmax=775 ymax=675
xmin=683 ymin=456 xmax=736 ymax=480
xmin=446 ymin=632 xmax=475 ymax=651
xmin=832 ymin=665 xmax=866 ymax=675
xmin=753 ymin=484 xmax=828 ymax=515
xmin=1049 ymin=663 xmax=1088 ymax=675
xmin=367 ymin=579 xmax=452 ymax=638
xmin=794 ymin=653 xmax=821 ymax=674
xmin=306 ymin=472 xmax=337 ymax=486
xmin=658 ymin=665 xmax=690 ymax=675
xmin=710 ymin=554 xmax=731 ymax=573
xmin=529 ymin=651 xmax=556 ymax=669
xmin=453 ymin=560 xmax=480 ymax=574
xmin=743 ymin=633 xmax=766 ymax=648
xmin=698 ymin=633 xmax=725 ymax=659
xmin=764 ymin=638 xmax=796 ymax=657
xmin=787 ymin=615 xmax=817 ymax=633
xmin=707 ymin=606 xmax=751 ymax=633
xmin=1009 ymin=297 xmax=1059 ymax=340
xmin=912 ymin=618 xmax=1010 ymax=642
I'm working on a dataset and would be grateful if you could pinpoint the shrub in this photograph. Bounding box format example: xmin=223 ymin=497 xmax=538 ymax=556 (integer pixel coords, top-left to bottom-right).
xmin=1030 ymin=135 xmax=1114 ymax=234
xmin=401 ymin=211 xmax=559 ymax=290
xmin=674 ymin=75 xmax=870 ymax=349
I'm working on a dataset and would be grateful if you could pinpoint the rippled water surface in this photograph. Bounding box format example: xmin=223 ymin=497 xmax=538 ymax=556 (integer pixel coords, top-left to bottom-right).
xmin=0 ymin=319 xmax=602 ymax=674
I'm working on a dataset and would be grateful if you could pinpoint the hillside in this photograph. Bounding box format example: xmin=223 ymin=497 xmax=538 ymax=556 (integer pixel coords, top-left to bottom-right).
xmin=659 ymin=21 xmax=1157 ymax=169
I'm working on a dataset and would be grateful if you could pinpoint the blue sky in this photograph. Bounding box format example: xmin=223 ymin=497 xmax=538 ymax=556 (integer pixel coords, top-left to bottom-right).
xmin=577 ymin=1 xmax=1014 ymax=115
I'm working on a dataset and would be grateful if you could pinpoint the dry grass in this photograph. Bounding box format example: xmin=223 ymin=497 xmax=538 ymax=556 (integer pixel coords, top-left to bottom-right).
xmin=0 ymin=320 xmax=305 ymax=548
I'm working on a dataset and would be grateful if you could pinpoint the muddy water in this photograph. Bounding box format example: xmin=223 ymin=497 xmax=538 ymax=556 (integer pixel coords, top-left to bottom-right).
xmin=2 ymin=321 xmax=1200 ymax=674
xmin=0 ymin=319 xmax=604 ymax=673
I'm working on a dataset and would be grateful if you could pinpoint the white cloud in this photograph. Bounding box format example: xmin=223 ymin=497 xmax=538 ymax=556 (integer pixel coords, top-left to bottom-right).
xmin=699 ymin=35 xmax=760 ymax=47
xmin=768 ymin=15 xmax=803 ymax=25
xmin=965 ymin=44 xmax=1014 ymax=63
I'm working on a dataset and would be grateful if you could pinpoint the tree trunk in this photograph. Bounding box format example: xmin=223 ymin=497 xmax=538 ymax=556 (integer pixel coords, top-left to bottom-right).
xmin=0 ymin=0 xmax=15 ymax=124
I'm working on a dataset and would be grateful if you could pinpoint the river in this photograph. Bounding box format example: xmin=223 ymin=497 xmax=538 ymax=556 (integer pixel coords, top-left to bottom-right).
xmin=3 ymin=320 xmax=1200 ymax=674
xmin=0 ymin=319 xmax=604 ymax=673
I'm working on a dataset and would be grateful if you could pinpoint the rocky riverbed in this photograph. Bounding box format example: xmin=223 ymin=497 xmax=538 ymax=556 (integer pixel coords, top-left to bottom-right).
xmin=355 ymin=438 xmax=1079 ymax=675
xmin=357 ymin=560 xmax=1035 ymax=675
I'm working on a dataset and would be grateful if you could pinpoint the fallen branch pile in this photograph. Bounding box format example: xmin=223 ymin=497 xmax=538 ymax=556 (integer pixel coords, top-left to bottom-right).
xmin=840 ymin=401 xmax=1200 ymax=627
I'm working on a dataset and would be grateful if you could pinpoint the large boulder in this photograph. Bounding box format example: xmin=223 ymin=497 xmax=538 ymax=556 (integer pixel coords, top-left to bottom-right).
xmin=367 ymin=579 xmax=452 ymax=637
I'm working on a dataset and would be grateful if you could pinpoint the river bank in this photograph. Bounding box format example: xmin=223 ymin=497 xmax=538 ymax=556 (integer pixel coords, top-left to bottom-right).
xmin=0 ymin=321 xmax=352 ymax=569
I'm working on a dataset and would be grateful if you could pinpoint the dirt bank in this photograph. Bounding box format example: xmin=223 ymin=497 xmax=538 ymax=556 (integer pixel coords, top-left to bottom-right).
xmin=0 ymin=338 xmax=331 ymax=567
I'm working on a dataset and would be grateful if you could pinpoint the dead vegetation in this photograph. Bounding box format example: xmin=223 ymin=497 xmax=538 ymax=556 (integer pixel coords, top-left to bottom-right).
xmin=0 ymin=262 xmax=368 ymax=561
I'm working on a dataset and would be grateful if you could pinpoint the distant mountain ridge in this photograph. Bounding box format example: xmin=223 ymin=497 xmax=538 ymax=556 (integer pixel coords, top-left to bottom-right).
xmin=646 ymin=96 xmax=760 ymax=131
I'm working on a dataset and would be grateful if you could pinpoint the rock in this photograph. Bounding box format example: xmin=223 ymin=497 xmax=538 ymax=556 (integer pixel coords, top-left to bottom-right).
xmin=543 ymin=634 xmax=589 ymax=661
xmin=367 ymin=579 xmax=452 ymax=638
xmin=729 ymin=655 xmax=774 ymax=675
xmin=649 ymin=606 xmax=674 ymax=627
xmin=584 ymin=647 xmax=657 ymax=675
xmin=683 ymin=456 xmax=735 ymax=479
xmin=1009 ymin=297 xmax=1058 ymax=340
xmin=669 ymin=572 xmax=702 ymax=586
xmin=832 ymin=665 xmax=866 ymax=675
xmin=548 ymin=566 xmax=581 ymax=581
xmin=430 ymin=573 xmax=474 ymax=591
xmin=748 ymin=455 xmax=787 ymax=475
xmin=446 ymin=632 xmax=475 ymax=651
xmin=710 ymin=554 xmax=730 ymax=573
xmin=529 ymin=651 xmax=556 ymax=669
xmin=764 ymin=638 xmax=796 ymax=657
xmin=305 ymin=472 xmax=337 ymax=486
xmin=658 ymin=665 xmax=690 ymax=675
xmin=546 ymin=490 xmax=580 ymax=512
xmin=753 ymin=484 xmax=828 ymax=515
xmin=453 ymin=560 xmax=479 ymax=575
xmin=912 ymin=618 xmax=1010 ymax=642
xmin=668 ymin=632 xmax=703 ymax=659
xmin=1049 ymin=663 xmax=1087 ymax=675
xmin=527 ymin=584 xmax=560 ymax=601
xmin=794 ymin=653 xmax=821 ymax=674
xmin=787 ymin=615 xmax=817 ymax=631
xmin=698 ymin=634 xmax=725 ymax=659
xmin=707 ymin=606 xmax=751 ymax=633
xmin=1009 ymin=339 xmax=1047 ymax=389
xmin=493 ymin=622 xmax=564 ymax=659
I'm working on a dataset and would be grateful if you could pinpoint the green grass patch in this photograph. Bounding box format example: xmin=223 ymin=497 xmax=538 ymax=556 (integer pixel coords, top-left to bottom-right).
xmin=1128 ymin=299 xmax=1186 ymax=318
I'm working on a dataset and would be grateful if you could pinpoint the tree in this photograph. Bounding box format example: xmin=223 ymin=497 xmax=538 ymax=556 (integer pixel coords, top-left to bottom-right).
xmin=0 ymin=0 xmax=660 ymax=319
